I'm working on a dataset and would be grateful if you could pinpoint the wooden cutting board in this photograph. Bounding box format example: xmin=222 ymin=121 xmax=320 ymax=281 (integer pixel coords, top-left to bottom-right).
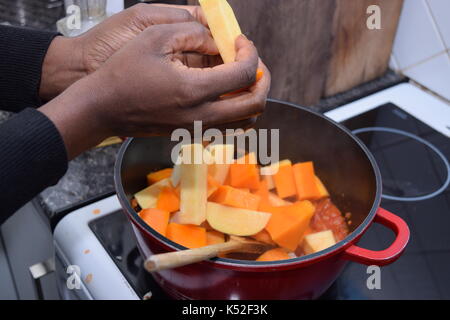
xmin=188 ymin=0 xmax=403 ymax=106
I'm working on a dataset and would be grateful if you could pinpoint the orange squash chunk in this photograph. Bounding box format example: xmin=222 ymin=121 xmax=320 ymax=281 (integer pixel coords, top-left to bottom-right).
xmin=206 ymin=230 xmax=226 ymax=245
xmin=207 ymin=175 xmax=221 ymax=197
xmin=315 ymin=176 xmax=330 ymax=199
xmin=265 ymin=201 xmax=315 ymax=251
xmin=147 ymin=168 xmax=173 ymax=185
xmin=166 ymin=223 xmax=207 ymax=249
xmin=251 ymin=229 xmax=276 ymax=246
xmin=229 ymin=153 xmax=260 ymax=190
xmin=293 ymin=162 xmax=321 ymax=200
xmin=256 ymin=248 xmax=290 ymax=262
xmin=156 ymin=187 xmax=180 ymax=213
xmin=273 ymin=160 xmax=297 ymax=198
xmin=139 ymin=208 xmax=170 ymax=236
xmin=209 ymin=185 xmax=261 ymax=211
xmin=252 ymin=179 xmax=270 ymax=208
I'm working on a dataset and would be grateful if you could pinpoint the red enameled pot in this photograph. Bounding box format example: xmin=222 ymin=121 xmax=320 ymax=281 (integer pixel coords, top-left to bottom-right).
xmin=115 ymin=99 xmax=410 ymax=300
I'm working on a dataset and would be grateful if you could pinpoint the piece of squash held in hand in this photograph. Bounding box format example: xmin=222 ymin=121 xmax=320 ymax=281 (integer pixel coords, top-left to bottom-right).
xmin=134 ymin=178 xmax=172 ymax=209
xmin=256 ymin=248 xmax=290 ymax=262
xmin=302 ymin=230 xmax=336 ymax=255
xmin=293 ymin=162 xmax=322 ymax=200
xmin=206 ymin=202 xmax=271 ymax=236
xmin=265 ymin=200 xmax=315 ymax=251
xmin=210 ymin=185 xmax=261 ymax=211
xmin=178 ymin=144 xmax=208 ymax=225
xmin=207 ymin=144 xmax=234 ymax=184
xmin=156 ymin=187 xmax=180 ymax=213
xmin=166 ymin=223 xmax=207 ymax=249
xmin=147 ymin=168 xmax=173 ymax=186
xmin=139 ymin=208 xmax=170 ymax=237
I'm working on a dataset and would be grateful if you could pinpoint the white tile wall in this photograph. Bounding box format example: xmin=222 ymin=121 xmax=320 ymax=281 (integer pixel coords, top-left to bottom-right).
xmin=391 ymin=0 xmax=450 ymax=102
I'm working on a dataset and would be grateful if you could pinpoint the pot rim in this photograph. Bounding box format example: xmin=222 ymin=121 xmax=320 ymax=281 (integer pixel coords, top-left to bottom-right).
xmin=114 ymin=98 xmax=383 ymax=271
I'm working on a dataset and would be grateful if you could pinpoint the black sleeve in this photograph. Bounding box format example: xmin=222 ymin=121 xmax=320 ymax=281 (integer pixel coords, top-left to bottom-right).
xmin=0 ymin=108 xmax=68 ymax=223
xmin=0 ymin=25 xmax=59 ymax=112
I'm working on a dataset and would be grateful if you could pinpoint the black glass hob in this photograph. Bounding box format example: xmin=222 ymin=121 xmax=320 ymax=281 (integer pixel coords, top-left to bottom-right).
xmin=90 ymin=103 xmax=450 ymax=300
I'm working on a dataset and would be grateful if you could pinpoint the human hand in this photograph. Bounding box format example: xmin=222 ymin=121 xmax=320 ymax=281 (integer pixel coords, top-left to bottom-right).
xmin=39 ymin=22 xmax=271 ymax=159
xmin=39 ymin=4 xmax=206 ymax=101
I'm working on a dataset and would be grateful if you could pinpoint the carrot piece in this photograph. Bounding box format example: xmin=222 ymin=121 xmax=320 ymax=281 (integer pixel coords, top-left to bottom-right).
xmin=251 ymin=229 xmax=276 ymax=245
xmin=293 ymin=162 xmax=321 ymax=200
xmin=229 ymin=153 xmax=260 ymax=190
xmin=206 ymin=230 xmax=225 ymax=245
xmin=315 ymin=176 xmax=330 ymax=199
xmin=265 ymin=201 xmax=315 ymax=251
xmin=139 ymin=208 xmax=170 ymax=236
xmin=210 ymin=185 xmax=261 ymax=210
xmin=156 ymin=187 xmax=180 ymax=213
xmin=273 ymin=160 xmax=297 ymax=199
xmin=166 ymin=223 xmax=207 ymax=249
xmin=256 ymin=248 xmax=290 ymax=262
xmin=207 ymin=175 xmax=221 ymax=197
xmin=147 ymin=168 xmax=173 ymax=185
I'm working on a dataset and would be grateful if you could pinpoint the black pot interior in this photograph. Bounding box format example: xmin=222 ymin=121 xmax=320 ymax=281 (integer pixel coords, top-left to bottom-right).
xmin=117 ymin=100 xmax=380 ymax=241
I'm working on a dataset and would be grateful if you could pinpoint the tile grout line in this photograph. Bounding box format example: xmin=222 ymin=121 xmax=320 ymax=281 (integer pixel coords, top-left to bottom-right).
xmin=424 ymin=0 xmax=448 ymax=50
xmin=400 ymin=50 xmax=449 ymax=73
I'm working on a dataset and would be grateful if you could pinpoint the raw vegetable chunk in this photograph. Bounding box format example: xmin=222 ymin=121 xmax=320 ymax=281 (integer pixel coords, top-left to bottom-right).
xmin=207 ymin=144 xmax=234 ymax=184
xmin=251 ymin=229 xmax=276 ymax=246
xmin=166 ymin=223 xmax=207 ymax=249
xmin=265 ymin=201 xmax=315 ymax=251
xmin=206 ymin=202 xmax=271 ymax=236
xmin=210 ymin=185 xmax=261 ymax=211
xmin=229 ymin=153 xmax=260 ymax=190
xmin=207 ymin=175 xmax=221 ymax=197
xmin=134 ymin=178 xmax=172 ymax=209
xmin=302 ymin=230 xmax=336 ymax=254
xmin=206 ymin=230 xmax=226 ymax=245
xmin=273 ymin=160 xmax=297 ymax=199
xmin=156 ymin=187 xmax=180 ymax=213
xmin=199 ymin=0 xmax=242 ymax=64
xmin=256 ymin=248 xmax=290 ymax=262
xmin=292 ymin=162 xmax=321 ymax=200
xmin=147 ymin=168 xmax=173 ymax=185
xmin=315 ymin=176 xmax=330 ymax=199
xmin=139 ymin=208 xmax=170 ymax=236
xmin=178 ymin=144 xmax=208 ymax=225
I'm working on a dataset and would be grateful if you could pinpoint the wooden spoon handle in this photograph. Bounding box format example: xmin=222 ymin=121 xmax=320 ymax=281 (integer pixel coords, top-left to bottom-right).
xmin=144 ymin=241 xmax=244 ymax=272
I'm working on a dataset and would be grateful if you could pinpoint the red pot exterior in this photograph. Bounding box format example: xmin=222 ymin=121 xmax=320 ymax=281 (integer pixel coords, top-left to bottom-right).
xmin=131 ymin=219 xmax=349 ymax=300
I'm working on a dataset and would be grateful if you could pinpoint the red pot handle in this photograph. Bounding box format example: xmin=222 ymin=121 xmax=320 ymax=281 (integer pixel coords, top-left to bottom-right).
xmin=344 ymin=208 xmax=410 ymax=266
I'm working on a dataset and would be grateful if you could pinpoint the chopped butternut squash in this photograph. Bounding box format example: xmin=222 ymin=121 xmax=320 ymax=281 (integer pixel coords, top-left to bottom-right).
xmin=256 ymin=248 xmax=290 ymax=262
xmin=139 ymin=208 xmax=170 ymax=236
xmin=273 ymin=160 xmax=297 ymax=198
xmin=147 ymin=168 xmax=173 ymax=185
xmin=166 ymin=223 xmax=207 ymax=249
xmin=206 ymin=202 xmax=271 ymax=236
xmin=207 ymin=144 xmax=234 ymax=184
xmin=206 ymin=230 xmax=226 ymax=245
xmin=251 ymin=229 xmax=276 ymax=246
xmin=209 ymin=185 xmax=261 ymax=211
xmin=156 ymin=187 xmax=180 ymax=213
xmin=229 ymin=153 xmax=260 ymax=190
xmin=265 ymin=201 xmax=315 ymax=251
xmin=207 ymin=175 xmax=221 ymax=197
xmin=293 ymin=162 xmax=321 ymax=200
xmin=134 ymin=178 xmax=172 ymax=209
xmin=315 ymin=175 xmax=330 ymax=199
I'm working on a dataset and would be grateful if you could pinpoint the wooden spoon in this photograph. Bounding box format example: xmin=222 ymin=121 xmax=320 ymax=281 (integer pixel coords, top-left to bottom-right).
xmin=144 ymin=236 xmax=273 ymax=272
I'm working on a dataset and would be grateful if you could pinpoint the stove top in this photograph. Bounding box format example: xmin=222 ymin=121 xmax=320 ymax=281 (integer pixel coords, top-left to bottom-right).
xmin=54 ymin=84 xmax=450 ymax=300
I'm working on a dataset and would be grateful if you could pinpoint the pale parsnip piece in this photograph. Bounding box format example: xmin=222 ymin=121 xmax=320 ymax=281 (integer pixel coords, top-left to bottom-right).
xmin=134 ymin=178 xmax=172 ymax=209
xmin=178 ymin=144 xmax=208 ymax=225
xmin=207 ymin=144 xmax=234 ymax=184
xmin=199 ymin=0 xmax=242 ymax=64
xmin=206 ymin=202 xmax=271 ymax=236
xmin=302 ymin=230 xmax=336 ymax=255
